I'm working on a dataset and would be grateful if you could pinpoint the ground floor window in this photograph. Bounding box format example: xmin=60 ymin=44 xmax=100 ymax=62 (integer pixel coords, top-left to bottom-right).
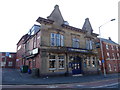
xmin=114 ymin=64 xmax=117 ymax=71
xmin=91 ymin=57 xmax=96 ymax=67
xmin=49 ymin=54 xmax=65 ymax=70
xmin=1 ymin=61 xmax=6 ymax=66
xmin=49 ymin=55 xmax=56 ymax=70
xmin=8 ymin=61 xmax=13 ymax=66
xmin=86 ymin=57 xmax=91 ymax=67
xmin=58 ymin=55 xmax=65 ymax=69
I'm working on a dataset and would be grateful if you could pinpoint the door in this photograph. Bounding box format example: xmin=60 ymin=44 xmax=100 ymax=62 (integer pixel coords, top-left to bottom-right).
xmin=72 ymin=56 xmax=82 ymax=75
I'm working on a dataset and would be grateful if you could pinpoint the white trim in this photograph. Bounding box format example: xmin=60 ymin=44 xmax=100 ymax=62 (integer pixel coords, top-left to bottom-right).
xmin=59 ymin=68 xmax=64 ymax=70
xmin=49 ymin=68 xmax=56 ymax=70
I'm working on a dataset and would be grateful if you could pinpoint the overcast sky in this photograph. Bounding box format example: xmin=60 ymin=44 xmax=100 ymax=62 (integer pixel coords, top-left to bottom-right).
xmin=0 ymin=0 xmax=119 ymax=52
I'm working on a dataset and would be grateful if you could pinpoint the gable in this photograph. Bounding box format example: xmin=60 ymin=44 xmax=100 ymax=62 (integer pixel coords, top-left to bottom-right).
xmin=82 ymin=18 xmax=93 ymax=34
xmin=47 ymin=5 xmax=64 ymax=25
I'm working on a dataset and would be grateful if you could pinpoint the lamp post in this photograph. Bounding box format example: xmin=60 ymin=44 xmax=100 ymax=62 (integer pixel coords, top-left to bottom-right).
xmin=99 ymin=19 xmax=115 ymax=77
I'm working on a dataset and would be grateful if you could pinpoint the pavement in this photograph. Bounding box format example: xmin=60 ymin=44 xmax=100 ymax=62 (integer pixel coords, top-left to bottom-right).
xmin=2 ymin=68 xmax=120 ymax=85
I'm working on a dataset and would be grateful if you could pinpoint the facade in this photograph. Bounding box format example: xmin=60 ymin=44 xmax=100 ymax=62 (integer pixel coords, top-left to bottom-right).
xmin=0 ymin=52 xmax=16 ymax=68
xmin=97 ymin=38 xmax=120 ymax=74
xmin=16 ymin=5 xmax=100 ymax=76
xmin=16 ymin=34 xmax=29 ymax=68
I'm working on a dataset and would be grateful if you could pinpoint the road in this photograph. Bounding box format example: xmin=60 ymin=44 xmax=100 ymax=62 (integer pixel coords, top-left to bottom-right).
xmin=2 ymin=78 xmax=119 ymax=88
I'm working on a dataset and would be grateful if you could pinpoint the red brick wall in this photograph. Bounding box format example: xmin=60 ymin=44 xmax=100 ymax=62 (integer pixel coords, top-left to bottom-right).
xmin=0 ymin=52 xmax=16 ymax=68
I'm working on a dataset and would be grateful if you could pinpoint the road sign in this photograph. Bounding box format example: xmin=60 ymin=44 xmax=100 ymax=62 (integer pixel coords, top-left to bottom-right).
xmin=102 ymin=60 xmax=104 ymax=63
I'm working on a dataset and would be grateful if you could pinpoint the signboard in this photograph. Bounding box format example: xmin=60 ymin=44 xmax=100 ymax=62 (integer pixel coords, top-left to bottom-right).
xmin=67 ymin=48 xmax=89 ymax=53
xmin=32 ymin=48 xmax=38 ymax=55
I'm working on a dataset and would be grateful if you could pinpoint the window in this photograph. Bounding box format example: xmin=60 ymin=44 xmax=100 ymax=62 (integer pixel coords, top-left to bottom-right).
xmin=112 ymin=46 xmax=114 ymax=50
xmin=1 ymin=62 xmax=6 ymax=66
xmin=116 ymin=46 xmax=119 ymax=51
xmin=108 ymin=64 xmax=112 ymax=71
xmin=112 ymin=53 xmax=115 ymax=59
xmin=17 ymin=45 xmax=21 ymax=50
xmin=25 ymin=41 xmax=29 ymax=51
xmin=117 ymin=53 xmax=120 ymax=58
xmin=86 ymin=57 xmax=91 ymax=67
xmin=51 ymin=33 xmax=64 ymax=46
xmin=107 ymin=52 xmax=110 ymax=59
xmin=86 ymin=40 xmax=93 ymax=50
xmin=56 ymin=34 xmax=61 ymax=46
xmin=8 ymin=61 xmax=13 ymax=66
xmin=33 ymin=36 xmax=36 ymax=48
xmin=114 ymin=64 xmax=117 ymax=71
xmin=106 ymin=44 xmax=109 ymax=49
xmin=92 ymin=57 xmax=96 ymax=67
xmin=72 ymin=38 xmax=79 ymax=48
xmin=58 ymin=55 xmax=65 ymax=69
xmin=49 ymin=55 xmax=56 ymax=70
xmin=83 ymin=59 xmax=87 ymax=67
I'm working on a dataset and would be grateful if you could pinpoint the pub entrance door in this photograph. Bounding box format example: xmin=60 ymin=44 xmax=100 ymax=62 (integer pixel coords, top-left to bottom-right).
xmin=72 ymin=56 xmax=82 ymax=75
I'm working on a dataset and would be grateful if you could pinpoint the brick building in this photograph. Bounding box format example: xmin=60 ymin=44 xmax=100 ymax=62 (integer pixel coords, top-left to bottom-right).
xmin=97 ymin=38 xmax=120 ymax=74
xmin=0 ymin=52 xmax=16 ymax=68
xmin=16 ymin=5 xmax=100 ymax=76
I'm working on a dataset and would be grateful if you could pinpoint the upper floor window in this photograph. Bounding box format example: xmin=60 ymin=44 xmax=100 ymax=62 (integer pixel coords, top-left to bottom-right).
xmin=86 ymin=40 xmax=93 ymax=50
xmin=72 ymin=38 xmax=79 ymax=48
xmin=112 ymin=53 xmax=115 ymax=59
xmin=106 ymin=44 xmax=109 ymax=50
xmin=117 ymin=53 xmax=120 ymax=58
xmin=51 ymin=33 xmax=64 ymax=47
xmin=107 ymin=52 xmax=110 ymax=59
xmin=111 ymin=45 xmax=114 ymax=50
xmin=116 ymin=46 xmax=118 ymax=51
xmin=17 ymin=45 xmax=21 ymax=51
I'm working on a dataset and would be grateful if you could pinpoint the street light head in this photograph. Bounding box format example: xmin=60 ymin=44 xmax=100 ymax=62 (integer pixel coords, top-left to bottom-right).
xmin=111 ymin=19 xmax=115 ymax=21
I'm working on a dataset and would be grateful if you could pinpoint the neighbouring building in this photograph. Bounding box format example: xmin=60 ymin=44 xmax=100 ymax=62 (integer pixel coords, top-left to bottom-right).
xmin=96 ymin=37 xmax=120 ymax=74
xmin=16 ymin=34 xmax=29 ymax=68
xmin=0 ymin=52 xmax=16 ymax=68
xmin=16 ymin=5 xmax=100 ymax=76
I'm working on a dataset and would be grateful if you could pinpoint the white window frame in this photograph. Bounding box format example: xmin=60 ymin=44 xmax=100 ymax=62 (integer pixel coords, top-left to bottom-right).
xmin=49 ymin=55 xmax=56 ymax=70
xmin=58 ymin=55 xmax=65 ymax=69
xmin=72 ymin=38 xmax=79 ymax=48
xmin=108 ymin=64 xmax=112 ymax=71
xmin=112 ymin=53 xmax=115 ymax=59
xmin=112 ymin=45 xmax=114 ymax=50
xmin=51 ymin=33 xmax=56 ymax=46
xmin=107 ymin=52 xmax=110 ymax=59
xmin=51 ymin=33 xmax=64 ymax=47
xmin=106 ymin=44 xmax=109 ymax=50
xmin=86 ymin=40 xmax=93 ymax=50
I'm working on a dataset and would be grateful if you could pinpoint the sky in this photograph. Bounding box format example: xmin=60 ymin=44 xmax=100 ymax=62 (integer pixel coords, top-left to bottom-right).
xmin=0 ymin=0 xmax=119 ymax=52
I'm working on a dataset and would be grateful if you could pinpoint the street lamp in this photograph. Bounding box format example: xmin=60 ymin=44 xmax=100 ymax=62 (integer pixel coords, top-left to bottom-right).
xmin=99 ymin=19 xmax=115 ymax=77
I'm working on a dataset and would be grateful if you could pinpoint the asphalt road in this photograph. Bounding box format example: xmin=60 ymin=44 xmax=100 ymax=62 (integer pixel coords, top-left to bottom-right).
xmin=1 ymin=68 xmax=120 ymax=89
xmin=2 ymin=78 xmax=120 ymax=88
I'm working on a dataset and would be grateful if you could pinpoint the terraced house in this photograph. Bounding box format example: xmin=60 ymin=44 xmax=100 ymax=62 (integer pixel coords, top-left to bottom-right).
xmin=16 ymin=5 xmax=100 ymax=76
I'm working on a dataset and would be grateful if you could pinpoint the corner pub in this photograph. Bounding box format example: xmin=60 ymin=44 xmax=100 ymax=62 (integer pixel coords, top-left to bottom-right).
xmin=17 ymin=5 xmax=99 ymax=76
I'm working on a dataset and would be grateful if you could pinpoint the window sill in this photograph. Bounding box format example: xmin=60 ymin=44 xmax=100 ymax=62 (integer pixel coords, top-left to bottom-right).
xmin=49 ymin=68 xmax=56 ymax=70
xmin=59 ymin=68 xmax=64 ymax=70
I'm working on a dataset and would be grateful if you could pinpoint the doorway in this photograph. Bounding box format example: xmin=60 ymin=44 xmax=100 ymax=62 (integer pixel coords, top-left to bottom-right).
xmin=71 ymin=56 xmax=82 ymax=75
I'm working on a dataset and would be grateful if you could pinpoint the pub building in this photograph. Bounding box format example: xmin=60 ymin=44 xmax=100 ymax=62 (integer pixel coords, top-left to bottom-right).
xmin=16 ymin=5 xmax=100 ymax=76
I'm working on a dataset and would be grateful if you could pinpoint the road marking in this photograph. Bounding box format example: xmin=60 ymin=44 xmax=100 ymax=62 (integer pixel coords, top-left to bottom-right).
xmin=91 ymin=83 xmax=119 ymax=88
xmin=47 ymin=85 xmax=58 ymax=88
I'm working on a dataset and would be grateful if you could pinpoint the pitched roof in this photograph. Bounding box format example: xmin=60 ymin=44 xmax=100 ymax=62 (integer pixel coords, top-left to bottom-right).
xmin=101 ymin=38 xmax=118 ymax=45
